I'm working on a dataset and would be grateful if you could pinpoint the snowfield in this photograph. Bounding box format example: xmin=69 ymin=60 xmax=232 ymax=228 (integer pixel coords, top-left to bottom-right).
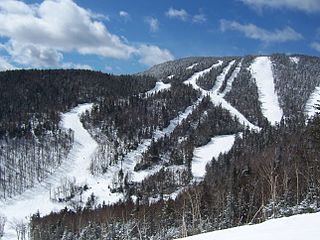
xmin=249 ymin=56 xmax=283 ymax=125
xmin=192 ymin=135 xmax=235 ymax=180
xmin=178 ymin=212 xmax=320 ymax=240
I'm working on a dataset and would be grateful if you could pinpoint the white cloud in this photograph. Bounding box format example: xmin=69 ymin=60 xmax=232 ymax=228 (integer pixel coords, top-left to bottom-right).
xmin=145 ymin=17 xmax=159 ymax=32
xmin=165 ymin=7 xmax=188 ymax=21
xmin=0 ymin=56 xmax=15 ymax=71
xmin=119 ymin=10 xmax=130 ymax=19
xmin=220 ymin=19 xmax=303 ymax=43
xmin=193 ymin=14 xmax=206 ymax=23
xmin=138 ymin=45 xmax=174 ymax=66
xmin=311 ymin=42 xmax=320 ymax=52
xmin=241 ymin=0 xmax=320 ymax=13
xmin=0 ymin=0 xmax=173 ymax=68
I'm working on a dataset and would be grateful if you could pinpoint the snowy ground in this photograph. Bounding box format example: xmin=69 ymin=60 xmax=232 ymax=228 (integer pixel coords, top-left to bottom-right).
xmin=305 ymin=86 xmax=320 ymax=117
xmin=249 ymin=56 xmax=283 ymax=125
xmin=0 ymin=104 xmax=123 ymax=239
xmin=145 ymin=81 xmax=171 ymax=96
xmin=178 ymin=212 xmax=320 ymax=240
xmin=192 ymin=135 xmax=235 ymax=180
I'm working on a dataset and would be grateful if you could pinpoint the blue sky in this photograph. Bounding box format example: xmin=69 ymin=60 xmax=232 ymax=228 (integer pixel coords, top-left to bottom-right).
xmin=0 ymin=0 xmax=319 ymax=74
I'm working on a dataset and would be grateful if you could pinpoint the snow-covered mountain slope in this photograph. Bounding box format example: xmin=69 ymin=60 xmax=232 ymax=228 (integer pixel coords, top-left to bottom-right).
xmin=2 ymin=53 xmax=320 ymax=239
xmin=249 ymin=56 xmax=283 ymax=125
xmin=178 ymin=212 xmax=320 ymax=240
xmin=145 ymin=81 xmax=171 ymax=96
xmin=192 ymin=135 xmax=235 ymax=180
xmin=0 ymin=104 xmax=102 ymax=239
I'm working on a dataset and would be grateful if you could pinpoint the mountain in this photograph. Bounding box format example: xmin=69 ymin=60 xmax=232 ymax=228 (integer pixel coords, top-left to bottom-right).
xmin=0 ymin=54 xmax=320 ymax=239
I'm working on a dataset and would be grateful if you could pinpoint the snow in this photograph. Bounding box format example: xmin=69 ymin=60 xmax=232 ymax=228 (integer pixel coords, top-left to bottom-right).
xmin=145 ymin=81 xmax=171 ymax=96
xmin=305 ymin=86 xmax=320 ymax=117
xmin=290 ymin=56 xmax=300 ymax=64
xmin=192 ymin=135 xmax=235 ymax=180
xmin=168 ymin=74 xmax=174 ymax=79
xmin=123 ymin=97 xmax=205 ymax=183
xmin=186 ymin=63 xmax=199 ymax=70
xmin=184 ymin=59 xmax=259 ymax=131
xmin=211 ymin=60 xmax=235 ymax=93
xmin=220 ymin=60 xmax=242 ymax=97
xmin=249 ymin=56 xmax=283 ymax=125
xmin=184 ymin=60 xmax=223 ymax=94
xmin=0 ymin=103 xmax=100 ymax=239
xmin=178 ymin=212 xmax=320 ymax=240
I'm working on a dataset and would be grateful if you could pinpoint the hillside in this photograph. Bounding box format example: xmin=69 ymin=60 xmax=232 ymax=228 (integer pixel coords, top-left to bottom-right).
xmin=179 ymin=212 xmax=320 ymax=240
xmin=0 ymin=54 xmax=320 ymax=239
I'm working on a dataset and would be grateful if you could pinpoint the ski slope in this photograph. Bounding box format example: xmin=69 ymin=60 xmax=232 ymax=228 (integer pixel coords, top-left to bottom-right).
xmin=249 ymin=56 xmax=283 ymax=125
xmin=0 ymin=104 xmax=112 ymax=239
xmin=184 ymin=59 xmax=259 ymax=131
xmin=305 ymin=86 xmax=320 ymax=117
xmin=178 ymin=212 xmax=320 ymax=240
xmin=192 ymin=135 xmax=235 ymax=180
xmin=186 ymin=63 xmax=199 ymax=70
xmin=145 ymin=81 xmax=171 ymax=96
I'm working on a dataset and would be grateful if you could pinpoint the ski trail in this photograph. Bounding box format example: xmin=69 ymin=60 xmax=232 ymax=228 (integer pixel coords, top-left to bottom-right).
xmin=208 ymin=60 xmax=259 ymax=130
xmin=210 ymin=95 xmax=260 ymax=130
xmin=184 ymin=60 xmax=223 ymax=93
xmin=192 ymin=135 xmax=236 ymax=181
xmin=220 ymin=60 xmax=243 ymax=97
xmin=145 ymin=81 xmax=171 ymax=96
xmin=120 ymin=96 xmax=205 ymax=183
xmin=211 ymin=60 xmax=235 ymax=93
xmin=249 ymin=56 xmax=283 ymax=125
xmin=305 ymin=86 xmax=320 ymax=118
xmin=186 ymin=63 xmax=199 ymax=70
xmin=0 ymin=103 xmax=98 ymax=240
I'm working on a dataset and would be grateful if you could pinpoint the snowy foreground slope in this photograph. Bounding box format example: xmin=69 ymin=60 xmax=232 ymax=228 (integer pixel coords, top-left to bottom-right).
xmin=178 ymin=212 xmax=320 ymax=240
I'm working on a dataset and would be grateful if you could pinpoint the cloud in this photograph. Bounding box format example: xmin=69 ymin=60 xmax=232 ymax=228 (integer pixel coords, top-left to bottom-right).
xmin=220 ymin=19 xmax=303 ymax=43
xmin=240 ymin=0 xmax=320 ymax=13
xmin=311 ymin=42 xmax=320 ymax=52
xmin=165 ymin=7 xmax=188 ymax=21
xmin=119 ymin=10 xmax=130 ymax=20
xmin=0 ymin=56 xmax=15 ymax=71
xmin=193 ymin=14 xmax=206 ymax=23
xmin=145 ymin=17 xmax=159 ymax=32
xmin=0 ymin=0 xmax=173 ymax=68
xmin=138 ymin=45 xmax=174 ymax=66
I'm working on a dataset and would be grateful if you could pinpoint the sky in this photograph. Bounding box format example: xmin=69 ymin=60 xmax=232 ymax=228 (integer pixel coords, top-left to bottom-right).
xmin=0 ymin=0 xmax=319 ymax=74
